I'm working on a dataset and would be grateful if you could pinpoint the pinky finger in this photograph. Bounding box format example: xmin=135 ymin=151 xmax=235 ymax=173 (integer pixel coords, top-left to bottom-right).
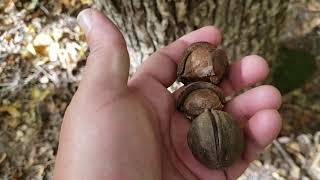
xmin=243 ymin=109 xmax=282 ymax=162
xmin=224 ymin=109 xmax=282 ymax=179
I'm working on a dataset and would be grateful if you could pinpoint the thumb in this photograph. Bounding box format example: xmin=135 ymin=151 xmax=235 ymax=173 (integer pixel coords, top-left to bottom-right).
xmin=77 ymin=9 xmax=130 ymax=93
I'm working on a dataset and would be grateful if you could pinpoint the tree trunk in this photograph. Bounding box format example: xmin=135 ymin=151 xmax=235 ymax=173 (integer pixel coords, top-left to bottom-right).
xmin=93 ymin=1 xmax=320 ymax=178
xmin=95 ymin=0 xmax=289 ymax=74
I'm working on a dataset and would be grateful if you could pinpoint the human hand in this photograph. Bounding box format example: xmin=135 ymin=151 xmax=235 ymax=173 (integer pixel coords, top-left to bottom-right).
xmin=53 ymin=9 xmax=282 ymax=180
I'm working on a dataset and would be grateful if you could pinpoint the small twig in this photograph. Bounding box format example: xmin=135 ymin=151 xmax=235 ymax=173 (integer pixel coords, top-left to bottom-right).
xmin=273 ymin=140 xmax=297 ymax=167
xmin=22 ymin=71 xmax=41 ymax=86
xmin=297 ymin=134 xmax=313 ymax=157
xmin=273 ymin=140 xmax=300 ymax=178
xmin=33 ymin=63 xmax=59 ymax=85
xmin=40 ymin=5 xmax=50 ymax=16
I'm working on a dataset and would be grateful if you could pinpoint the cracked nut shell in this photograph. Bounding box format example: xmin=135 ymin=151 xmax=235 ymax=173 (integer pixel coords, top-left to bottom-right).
xmin=177 ymin=42 xmax=229 ymax=84
xmin=177 ymin=82 xmax=225 ymax=120
xmin=187 ymin=109 xmax=244 ymax=169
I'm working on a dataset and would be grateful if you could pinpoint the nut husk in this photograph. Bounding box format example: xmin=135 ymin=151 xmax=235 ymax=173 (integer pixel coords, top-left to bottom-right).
xmin=177 ymin=42 xmax=229 ymax=84
xmin=187 ymin=109 xmax=244 ymax=169
xmin=177 ymin=82 xmax=225 ymax=119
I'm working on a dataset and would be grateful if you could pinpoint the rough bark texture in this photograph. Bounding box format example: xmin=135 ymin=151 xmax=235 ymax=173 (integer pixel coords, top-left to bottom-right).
xmin=95 ymin=0 xmax=289 ymax=74
xmin=277 ymin=0 xmax=320 ymax=136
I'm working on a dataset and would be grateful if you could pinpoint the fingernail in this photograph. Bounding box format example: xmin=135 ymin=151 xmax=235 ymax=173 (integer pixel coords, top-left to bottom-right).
xmin=77 ymin=9 xmax=93 ymax=34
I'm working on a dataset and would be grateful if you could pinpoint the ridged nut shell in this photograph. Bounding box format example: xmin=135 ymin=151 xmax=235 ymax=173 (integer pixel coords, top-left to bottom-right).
xmin=177 ymin=42 xmax=229 ymax=84
xmin=187 ymin=109 xmax=244 ymax=169
xmin=177 ymin=82 xmax=225 ymax=120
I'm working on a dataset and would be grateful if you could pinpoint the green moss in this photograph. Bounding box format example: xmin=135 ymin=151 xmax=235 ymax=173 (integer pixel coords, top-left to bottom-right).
xmin=270 ymin=46 xmax=316 ymax=94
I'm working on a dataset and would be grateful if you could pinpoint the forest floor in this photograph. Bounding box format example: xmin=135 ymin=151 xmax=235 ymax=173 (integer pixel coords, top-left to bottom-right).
xmin=0 ymin=0 xmax=320 ymax=180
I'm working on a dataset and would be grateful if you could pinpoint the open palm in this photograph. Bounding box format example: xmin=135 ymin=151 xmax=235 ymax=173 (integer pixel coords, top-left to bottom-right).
xmin=54 ymin=9 xmax=282 ymax=180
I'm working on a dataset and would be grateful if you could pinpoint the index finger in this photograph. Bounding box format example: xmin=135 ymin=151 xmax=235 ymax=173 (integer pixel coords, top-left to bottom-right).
xmin=131 ymin=26 xmax=222 ymax=87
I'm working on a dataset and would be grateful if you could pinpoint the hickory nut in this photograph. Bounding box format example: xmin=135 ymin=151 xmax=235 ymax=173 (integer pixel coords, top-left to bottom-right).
xmin=176 ymin=42 xmax=245 ymax=169
xmin=177 ymin=82 xmax=225 ymax=120
xmin=177 ymin=42 xmax=229 ymax=84
xmin=187 ymin=109 xmax=244 ymax=169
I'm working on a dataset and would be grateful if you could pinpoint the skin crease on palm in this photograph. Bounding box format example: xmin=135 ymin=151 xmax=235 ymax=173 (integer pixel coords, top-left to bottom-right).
xmin=53 ymin=9 xmax=282 ymax=180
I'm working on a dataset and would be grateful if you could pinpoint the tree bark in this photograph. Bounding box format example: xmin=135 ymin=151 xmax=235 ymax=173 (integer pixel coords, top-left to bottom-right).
xmin=93 ymin=1 xmax=320 ymax=178
xmin=95 ymin=0 xmax=289 ymax=74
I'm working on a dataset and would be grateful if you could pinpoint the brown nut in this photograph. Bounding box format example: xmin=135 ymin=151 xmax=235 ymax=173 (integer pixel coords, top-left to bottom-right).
xmin=177 ymin=82 xmax=225 ymax=120
xmin=177 ymin=42 xmax=229 ymax=84
xmin=187 ymin=109 xmax=244 ymax=169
